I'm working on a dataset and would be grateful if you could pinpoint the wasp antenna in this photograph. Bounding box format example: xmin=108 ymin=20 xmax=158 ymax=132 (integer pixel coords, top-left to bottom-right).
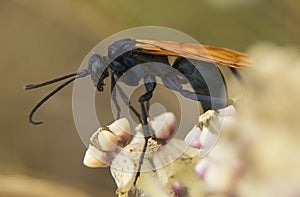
xmin=28 ymin=69 xmax=90 ymax=125
xmin=76 ymin=69 xmax=90 ymax=78
xmin=28 ymin=77 xmax=76 ymax=125
xmin=29 ymin=117 xmax=43 ymax=125
xmin=24 ymin=72 xmax=78 ymax=90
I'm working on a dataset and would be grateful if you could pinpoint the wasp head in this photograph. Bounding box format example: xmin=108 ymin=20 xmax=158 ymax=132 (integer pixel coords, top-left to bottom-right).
xmin=88 ymin=54 xmax=109 ymax=91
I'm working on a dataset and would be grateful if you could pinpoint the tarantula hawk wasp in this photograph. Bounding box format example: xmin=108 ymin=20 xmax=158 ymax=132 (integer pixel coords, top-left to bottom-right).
xmin=24 ymin=38 xmax=252 ymax=186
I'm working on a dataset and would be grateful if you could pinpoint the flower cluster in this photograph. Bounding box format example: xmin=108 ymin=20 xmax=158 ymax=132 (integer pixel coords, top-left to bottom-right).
xmin=83 ymin=105 xmax=238 ymax=197
xmin=84 ymin=43 xmax=300 ymax=197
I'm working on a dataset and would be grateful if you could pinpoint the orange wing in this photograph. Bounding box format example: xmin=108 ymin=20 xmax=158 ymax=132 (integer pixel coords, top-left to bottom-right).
xmin=135 ymin=39 xmax=253 ymax=69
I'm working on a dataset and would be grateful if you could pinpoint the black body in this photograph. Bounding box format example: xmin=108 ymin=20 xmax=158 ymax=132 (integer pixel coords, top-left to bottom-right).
xmin=88 ymin=38 xmax=228 ymax=112
xmin=25 ymin=38 xmax=232 ymax=188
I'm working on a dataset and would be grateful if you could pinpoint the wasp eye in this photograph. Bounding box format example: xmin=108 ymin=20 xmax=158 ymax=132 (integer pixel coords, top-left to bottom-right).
xmin=89 ymin=54 xmax=108 ymax=74
xmin=89 ymin=54 xmax=101 ymax=71
xmin=88 ymin=53 xmax=109 ymax=91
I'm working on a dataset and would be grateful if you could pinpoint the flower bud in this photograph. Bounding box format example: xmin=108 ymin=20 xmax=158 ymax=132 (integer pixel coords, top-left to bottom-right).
xmin=200 ymin=127 xmax=218 ymax=149
xmin=152 ymin=112 xmax=176 ymax=141
xmin=171 ymin=181 xmax=186 ymax=197
xmin=98 ymin=129 xmax=118 ymax=152
xmin=83 ymin=145 xmax=110 ymax=168
xmin=184 ymin=125 xmax=201 ymax=149
xmin=108 ymin=118 xmax=131 ymax=145
xmin=195 ymin=158 xmax=210 ymax=179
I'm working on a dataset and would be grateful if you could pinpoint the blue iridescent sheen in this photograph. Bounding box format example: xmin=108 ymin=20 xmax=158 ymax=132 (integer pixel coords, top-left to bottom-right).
xmin=87 ymin=38 xmax=228 ymax=111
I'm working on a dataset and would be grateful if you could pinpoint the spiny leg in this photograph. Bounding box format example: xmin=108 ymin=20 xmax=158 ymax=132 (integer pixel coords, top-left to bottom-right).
xmin=116 ymin=84 xmax=142 ymax=123
xmin=111 ymin=73 xmax=142 ymax=122
xmin=168 ymin=57 xmax=229 ymax=111
xmin=178 ymin=89 xmax=229 ymax=112
xmin=140 ymin=76 xmax=157 ymax=138
xmin=146 ymin=100 xmax=150 ymax=116
xmin=133 ymin=79 xmax=156 ymax=186
xmin=111 ymin=73 xmax=121 ymax=119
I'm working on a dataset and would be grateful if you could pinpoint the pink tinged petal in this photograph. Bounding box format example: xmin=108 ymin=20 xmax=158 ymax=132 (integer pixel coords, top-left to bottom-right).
xmin=195 ymin=158 xmax=210 ymax=179
xmin=171 ymin=181 xmax=186 ymax=197
xmin=200 ymin=127 xmax=218 ymax=149
xmin=83 ymin=145 xmax=111 ymax=168
xmin=151 ymin=112 xmax=176 ymax=141
xmin=184 ymin=125 xmax=201 ymax=149
xmin=108 ymin=118 xmax=131 ymax=145
xmin=98 ymin=130 xmax=118 ymax=152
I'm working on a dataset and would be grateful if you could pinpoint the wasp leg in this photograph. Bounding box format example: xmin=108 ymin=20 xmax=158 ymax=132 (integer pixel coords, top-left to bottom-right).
xmin=146 ymin=100 xmax=150 ymax=116
xmin=133 ymin=77 xmax=157 ymax=186
xmin=160 ymin=71 xmax=228 ymax=111
xmin=168 ymin=57 xmax=230 ymax=112
xmin=111 ymin=73 xmax=142 ymax=123
xmin=111 ymin=73 xmax=121 ymax=119
xmin=179 ymin=89 xmax=229 ymax=112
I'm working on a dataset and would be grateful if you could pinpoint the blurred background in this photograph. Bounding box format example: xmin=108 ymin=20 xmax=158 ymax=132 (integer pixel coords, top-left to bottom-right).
xmin=1 ymin=0 xmax=300 ymax=196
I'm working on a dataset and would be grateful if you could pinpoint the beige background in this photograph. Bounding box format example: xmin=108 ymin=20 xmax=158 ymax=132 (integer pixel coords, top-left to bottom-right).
xmin=1 ymin=0 xmax=300 ymax=196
